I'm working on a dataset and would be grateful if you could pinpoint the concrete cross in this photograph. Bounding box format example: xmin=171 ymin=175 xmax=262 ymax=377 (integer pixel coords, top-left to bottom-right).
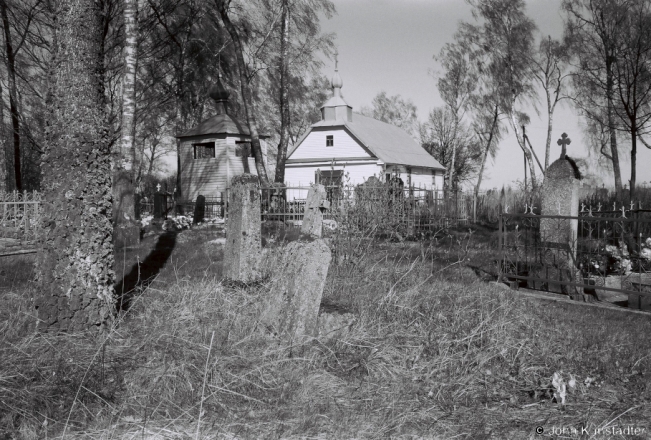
xmin=557 ymin=132 xmax=571 ymax=159
xmin=156 ymin=183 xmax=161 ymax=192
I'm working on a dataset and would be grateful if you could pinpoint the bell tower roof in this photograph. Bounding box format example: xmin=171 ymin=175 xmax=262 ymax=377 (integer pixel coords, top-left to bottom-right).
xmin=320 ymin=60 xmax=352 ymax=122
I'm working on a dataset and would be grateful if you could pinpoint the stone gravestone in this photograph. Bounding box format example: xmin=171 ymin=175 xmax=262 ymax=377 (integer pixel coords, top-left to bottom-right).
xmin=260 ymin=239 xmax=332 ymax=344
xmin=223 ymin=174 xmax=262 ymax=283
xmin=538 ymin=133 xmax=583 ymax=297
xmin=193 ymin=194 xmax=206 ymax=225
xmin=301 ymin=184 xmax=330 ymax=238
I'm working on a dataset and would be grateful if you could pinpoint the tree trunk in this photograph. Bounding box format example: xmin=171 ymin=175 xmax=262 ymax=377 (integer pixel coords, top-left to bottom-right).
xmin=216 ymin=0 xmax=269 ymax=183
xmin=473 ymin=106 xmax=498 ymax=222
xmin=36 ymin=0 xmax=115 ymax=333
xmin=630 ymin=121 xmax=636 ymax=200
xmin=509 ymin=111 xmax=537 ymax=189
xmin=274 ymin=0 xmax=290 ymax=184
xmin=0 ymin=0 xmax=21 ymax=191
xmin=606 ymin=60 xmax=622 ymax=198
xmin=544 ymin=92 xmax=553 ymax=170
xmin=0 ymin=79 xmax=6 ymax=192
xmin=113 ymin=0 xmax=140 ymax=248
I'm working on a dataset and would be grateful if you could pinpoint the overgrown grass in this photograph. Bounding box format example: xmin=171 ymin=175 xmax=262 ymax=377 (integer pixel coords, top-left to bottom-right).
xmin=1 ymin=226 xmax=650 ymax=439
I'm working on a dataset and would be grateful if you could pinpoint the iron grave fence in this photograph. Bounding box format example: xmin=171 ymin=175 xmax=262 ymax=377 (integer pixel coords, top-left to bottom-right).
xmin=498 ymin=207 xmax=651 ymax=310
xmin=0 ymin=190 xmax=42 ymax=242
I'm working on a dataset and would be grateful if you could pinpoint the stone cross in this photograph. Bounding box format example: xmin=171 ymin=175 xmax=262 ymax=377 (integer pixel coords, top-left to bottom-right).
xmin=557 ymin=133 xmax=571 ymax=159
xmin=156 ymin=183 xmax=161 ymax=192
xmin=236 ymin=143 xmax=252 ymax=173
xmin=301 ymin=184 xmax=329 ymax=238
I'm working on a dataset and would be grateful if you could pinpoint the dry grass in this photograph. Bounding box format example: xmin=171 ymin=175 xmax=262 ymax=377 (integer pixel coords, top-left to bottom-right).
xmin=1 ymin=225 xmax=650 ymax=439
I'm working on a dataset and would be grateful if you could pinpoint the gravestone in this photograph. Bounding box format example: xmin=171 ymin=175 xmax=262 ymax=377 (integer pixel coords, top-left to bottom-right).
xmin=538 ymin=133 xmax=582 ymax=296
xmin=301 ymin=184 xmax=329 ymax=238
xmin=153 ymin=192 xmax=167 ymax=220
xmin=193 ymin=195 xmax=206 ymax=224
xmin=223 ymin=174 xmax=262 ymax=283
xmin=260 ymin=238 xmax=332 ymax=344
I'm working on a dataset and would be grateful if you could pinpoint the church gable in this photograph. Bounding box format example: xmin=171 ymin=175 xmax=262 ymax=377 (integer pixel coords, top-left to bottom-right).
xmin=288 ymin=127 xmax=375 ymax=161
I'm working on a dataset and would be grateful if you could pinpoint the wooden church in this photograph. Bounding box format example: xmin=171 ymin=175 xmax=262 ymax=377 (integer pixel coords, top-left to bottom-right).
xmin=176 ymin=74 xmax=268 ymax=201
xmin=284 ymin=67 xmax=445 ymax=195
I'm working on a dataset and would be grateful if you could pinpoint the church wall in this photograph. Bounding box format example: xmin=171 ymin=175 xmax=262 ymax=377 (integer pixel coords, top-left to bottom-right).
xmin=284 ymin=162 xmax=383 ymax=201
xmin=289 ymin=128 xmax=372 ymax=160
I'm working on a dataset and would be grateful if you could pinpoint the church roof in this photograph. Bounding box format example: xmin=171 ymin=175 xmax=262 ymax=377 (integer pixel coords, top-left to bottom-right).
xmin=176 ymin=114 xmax=269 ymax=139
xmin=288 ymin=113 xmax=445 ymax=170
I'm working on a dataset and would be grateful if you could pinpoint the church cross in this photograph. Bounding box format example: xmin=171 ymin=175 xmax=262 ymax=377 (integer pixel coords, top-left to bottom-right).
xmin=557 ymin=132 xmax=571 ymax=159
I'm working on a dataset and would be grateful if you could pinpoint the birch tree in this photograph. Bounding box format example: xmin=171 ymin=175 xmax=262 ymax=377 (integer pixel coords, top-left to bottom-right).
xmin=531 ymin=36 xmax=570 ymax=170
xmin=113 ymin=0 xmax=140 ymax=247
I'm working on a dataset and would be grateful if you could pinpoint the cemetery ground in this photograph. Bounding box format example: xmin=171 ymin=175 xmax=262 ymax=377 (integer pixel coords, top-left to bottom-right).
xmin=1 ymin=222 xmax=651 ymax=439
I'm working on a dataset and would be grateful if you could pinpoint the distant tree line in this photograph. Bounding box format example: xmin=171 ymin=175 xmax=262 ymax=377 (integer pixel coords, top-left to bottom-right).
xmin=361 ymin=0 xmax=651 ymax=207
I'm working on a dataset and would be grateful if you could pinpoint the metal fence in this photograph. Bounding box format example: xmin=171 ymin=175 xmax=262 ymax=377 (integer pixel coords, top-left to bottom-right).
xmin=499 ymin=207 xmax=651 ymax=310
xmin=0 ymin=191 xmax=41 ymax=242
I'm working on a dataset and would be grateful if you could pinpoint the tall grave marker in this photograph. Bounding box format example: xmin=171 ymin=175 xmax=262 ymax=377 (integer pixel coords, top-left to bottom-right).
xmin=223 ymin=174 xmax=262 ymax=282
xmin=539 ymin=133 xmax=582 ymax=296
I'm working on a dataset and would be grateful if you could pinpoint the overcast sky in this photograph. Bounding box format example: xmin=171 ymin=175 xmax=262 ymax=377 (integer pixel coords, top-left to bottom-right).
xmin=318 ymin=0 xmax=651 ymax=190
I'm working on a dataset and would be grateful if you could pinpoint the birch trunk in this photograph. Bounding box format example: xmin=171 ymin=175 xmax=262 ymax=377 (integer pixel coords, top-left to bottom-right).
xmin=473 ymin=106 xmax=498 ymax=222
xmin=36 ymin=0 xmax=115 ymax=332
xmin=509 ymin=111 xmax=537 ymax=189
xmin=113 ymin=0 xmax=140 ymax=247
xmin=606 ymin=60 xmax=622 ymax=198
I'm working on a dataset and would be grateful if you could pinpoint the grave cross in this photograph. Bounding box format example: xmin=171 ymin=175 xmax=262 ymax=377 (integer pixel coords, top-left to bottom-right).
xmin=156 ymin=183 xmax=161 ymax=192
xmin=557 ymin=132 xmax=571 ymax=159
xmin=236 ymin=143 xmax=252 ymax=173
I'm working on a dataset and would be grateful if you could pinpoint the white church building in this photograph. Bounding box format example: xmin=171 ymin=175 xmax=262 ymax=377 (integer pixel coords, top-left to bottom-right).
xmin=284 ymin=68 xmax=445 ymax=196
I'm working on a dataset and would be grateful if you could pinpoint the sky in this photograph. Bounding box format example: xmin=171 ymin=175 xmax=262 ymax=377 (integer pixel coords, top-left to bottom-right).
xmin=317 ymin=0 xmax=651 ymax=191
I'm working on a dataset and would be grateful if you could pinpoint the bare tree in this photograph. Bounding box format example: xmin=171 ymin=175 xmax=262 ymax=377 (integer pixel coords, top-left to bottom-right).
xmin=36 ymin=0 xmax=115 ymax=332
xmin=564 ymin=0 xmax=629 ymax=197
xmin=531 ymin=36 xmax=571 ymax=170
xmin=359 ymin=91 xmax=419 ymax=140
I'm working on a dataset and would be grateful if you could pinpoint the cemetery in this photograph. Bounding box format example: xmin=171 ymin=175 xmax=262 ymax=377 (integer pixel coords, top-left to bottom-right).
xmin=2 ymin=0 xmax=651 ymax=437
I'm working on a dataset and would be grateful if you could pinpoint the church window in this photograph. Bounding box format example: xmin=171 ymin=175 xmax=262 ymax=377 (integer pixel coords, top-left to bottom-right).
xmin=193 ymin=142 xmax=215 ymax=159
xmin=326 ymin=135 xmax=334 ymax=147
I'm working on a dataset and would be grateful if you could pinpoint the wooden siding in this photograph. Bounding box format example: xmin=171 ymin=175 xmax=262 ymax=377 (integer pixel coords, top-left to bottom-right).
xmin=179 ymin=137 xmax=229 ymax=200
xmin=289 ymin=127 xmax=373 ymax=160
xmin=179 ymin=136 xmax=268 ymax=200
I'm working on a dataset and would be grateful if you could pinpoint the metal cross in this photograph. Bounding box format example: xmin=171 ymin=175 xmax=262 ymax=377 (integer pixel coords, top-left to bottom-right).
xmin=581 ymin=202 xmax=586 ymax=213
xmin=597 ymin=203 xmax=602 ymax=212
xmin=156 ymin=183 xmax=161 ymax=192
xmin=529 ymin=204 xmax=536 ymax=214
xmin=557 ymin=132 xmax=571 ymax=158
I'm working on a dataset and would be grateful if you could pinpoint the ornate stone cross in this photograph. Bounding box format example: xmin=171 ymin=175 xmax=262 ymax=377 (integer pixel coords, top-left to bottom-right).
xmin=557 ymin=132 xmax=571 ymax=159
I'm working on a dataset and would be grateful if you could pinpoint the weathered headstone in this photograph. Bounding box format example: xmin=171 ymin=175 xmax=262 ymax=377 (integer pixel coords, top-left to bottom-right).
xmin=193 ymin=194 xmax=206 ymax=224
xmin=260 ymin=238 xmax=332 ymax=343
xmin=223 ymin=174 xmax=262 ymax=282
xmin=301 ymin=184 xmax=330 ymax=238
xmin=153 ymin=192 xmax=167 ymax=220
xmin=538 ymin=133 xmax=582 ymax=296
